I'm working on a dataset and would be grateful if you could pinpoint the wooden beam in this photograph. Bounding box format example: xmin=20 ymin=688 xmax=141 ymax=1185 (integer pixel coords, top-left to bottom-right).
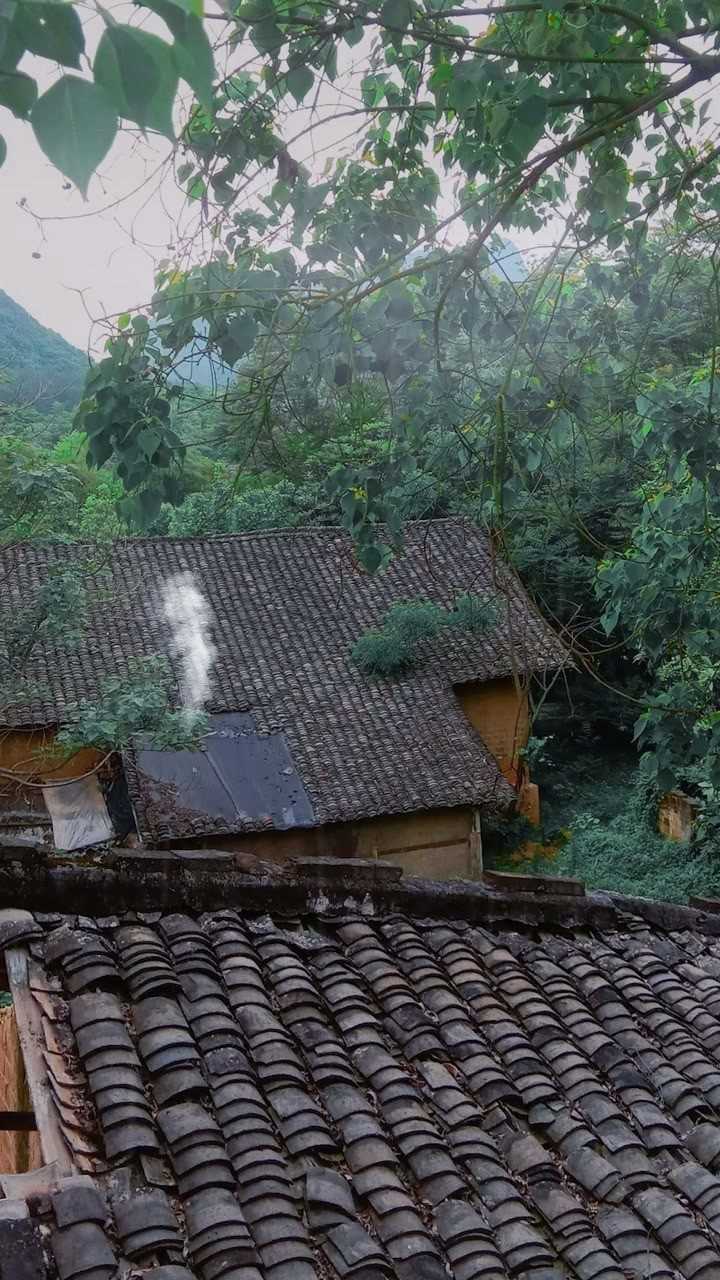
xmin=5 ymin=948 xmax=73 ymax=1174
xmin=0 ymin=1112 xmax=36 ymax=1132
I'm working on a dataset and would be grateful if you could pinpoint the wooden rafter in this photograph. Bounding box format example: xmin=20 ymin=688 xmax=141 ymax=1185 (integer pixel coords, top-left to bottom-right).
xmin=5 ymin=947 xmax=74 ymax=1175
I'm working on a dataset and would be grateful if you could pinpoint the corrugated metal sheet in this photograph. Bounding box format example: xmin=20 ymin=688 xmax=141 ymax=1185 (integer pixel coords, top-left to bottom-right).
xmin=129 ymin=713 xmax=315 ymax=838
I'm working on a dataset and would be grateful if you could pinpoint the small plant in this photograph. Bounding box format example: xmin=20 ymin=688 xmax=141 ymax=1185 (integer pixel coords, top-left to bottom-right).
xmin=352 ymin=593 xmax=499 ymax=676
xmin=447 ymin=591 xmax=500 ymax=634
xmin=352 ymin=599 xmax=446 ymax=675
xmin=520 ymin=734 xmax=554 ymax=771
xmin=351 ymin=627 xmax=415 ymax=676
xmin=57 ymin=656 xmax=209 ymax=753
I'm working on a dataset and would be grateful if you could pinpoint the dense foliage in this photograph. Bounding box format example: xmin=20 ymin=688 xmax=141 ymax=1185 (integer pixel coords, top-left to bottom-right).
xmin=487 ymin=745 xmax=720 ymax=904
xmin=4 ymin=0 xmax=719 ymax=530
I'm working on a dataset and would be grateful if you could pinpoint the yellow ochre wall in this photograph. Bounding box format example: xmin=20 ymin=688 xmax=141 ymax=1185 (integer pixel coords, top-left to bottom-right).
xmin=0 ymin=729 xmax=101 ymax=780
xmin=209 ymin=805 xmax=478 ymax=879
xmin=0 ymin=729 xmax=102 ymax=839
xmin=455 ymin=677 xmax=530 ymax=786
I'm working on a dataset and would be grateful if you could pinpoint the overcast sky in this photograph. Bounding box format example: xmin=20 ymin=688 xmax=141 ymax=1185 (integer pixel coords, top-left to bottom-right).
xmin=1 ymin=91 xmax=181 ymax=352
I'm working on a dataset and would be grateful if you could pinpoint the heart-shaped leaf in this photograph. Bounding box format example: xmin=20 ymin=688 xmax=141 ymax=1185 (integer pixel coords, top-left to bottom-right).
xmin=287 ymin=65 xmax=313 ymax=103
xmin=31 ymin=76 xmax=117 ymax=196
xmin=94 ymin=23 xmax=177 ymax=138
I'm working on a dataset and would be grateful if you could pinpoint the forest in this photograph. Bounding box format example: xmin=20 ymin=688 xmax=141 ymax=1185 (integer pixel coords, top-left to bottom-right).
xmin=3 ymin=234 xmax=720 ymax=900
xmin=2 ymin=0 xmax=720 ymax=898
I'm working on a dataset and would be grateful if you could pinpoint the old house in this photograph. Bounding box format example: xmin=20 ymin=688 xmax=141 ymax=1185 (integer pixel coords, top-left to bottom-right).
xmin=0 ymin=519 xmax=566 ymax=874
xmin=0 ymin=850 xmax=718 ymax=1278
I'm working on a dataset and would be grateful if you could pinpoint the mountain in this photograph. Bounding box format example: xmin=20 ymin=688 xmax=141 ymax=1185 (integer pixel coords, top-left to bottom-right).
xmin=0 ymin=291 xmax=86 ymax=410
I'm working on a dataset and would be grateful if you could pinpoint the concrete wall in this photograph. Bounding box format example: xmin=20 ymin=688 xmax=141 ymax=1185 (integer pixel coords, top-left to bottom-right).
xmin=455 ymin=677 xmax=530 ymax=785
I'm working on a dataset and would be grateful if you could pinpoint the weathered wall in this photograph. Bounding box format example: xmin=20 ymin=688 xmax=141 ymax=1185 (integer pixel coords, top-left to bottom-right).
xmin=455 ymin=677 xmax=530 ymax=785
xmin=0 ymin=1004 xmax=41 ymax=1173
xmin=208 ymin=806 xmax=476 ymax=879
xmin=0 ymin=730 xmax=100 ymax=778
xmin=0 ymin=730 xmax=102 ymax=843
xmin=659 ymin=790 xmax=699 ymax=841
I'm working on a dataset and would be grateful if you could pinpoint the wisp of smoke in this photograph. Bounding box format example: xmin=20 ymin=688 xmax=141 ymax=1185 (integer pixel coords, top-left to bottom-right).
xmin=161 ymin=571 xmax=217 ymax=709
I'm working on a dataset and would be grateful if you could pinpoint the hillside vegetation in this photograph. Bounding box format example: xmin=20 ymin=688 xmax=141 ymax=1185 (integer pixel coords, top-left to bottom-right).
xmin=0 ymin=291 xmax=86 ymax=411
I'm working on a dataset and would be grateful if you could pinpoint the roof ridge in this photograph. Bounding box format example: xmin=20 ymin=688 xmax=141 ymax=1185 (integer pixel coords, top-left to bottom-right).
xmin=0 ymin=844 xmax=716 ymax=936
xmin=1 ymin=516 xmax=479 ymax=555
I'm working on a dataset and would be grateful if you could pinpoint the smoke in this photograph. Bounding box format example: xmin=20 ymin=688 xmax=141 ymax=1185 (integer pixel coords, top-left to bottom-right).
xmin=161 ymin=571 xmax=217 ymax=709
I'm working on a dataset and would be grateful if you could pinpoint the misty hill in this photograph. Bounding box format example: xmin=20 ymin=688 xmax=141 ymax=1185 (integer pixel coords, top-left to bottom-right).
xmin=0 ymin=291 xmax=86 ymax=410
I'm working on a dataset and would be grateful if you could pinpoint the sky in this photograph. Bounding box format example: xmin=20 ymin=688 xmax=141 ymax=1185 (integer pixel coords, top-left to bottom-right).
xmin=0 ymin=7 xmax=497 ymax=353
xmin=1 ymin=117 xmax=180 ymax=352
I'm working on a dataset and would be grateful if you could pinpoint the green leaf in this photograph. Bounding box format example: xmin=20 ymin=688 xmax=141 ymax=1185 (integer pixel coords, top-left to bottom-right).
xmin=250 ymin=18 xmax=283 ymax=54
xmin=138 ymin=487 xmax=163 ymax=523
xmin=31 ymin=76 xmax=117 ymax=196
xmin=448 ymin=63 xmax=482 ymax=112
xmin=525 ymin=445 xmax=541 ymax=473
xmin=235 ymin=0 xmax=273 ymax=19
xmin=358 ymin=543 xmax=383 ymax=573
xmin=361 ymin=73 xmax=387 ymax=107
xmin=94 ymin=24 xmax=177 ymax=138
xmin=164 ymin=0 xmax=204 ymax=14
xmin=323 ymin=39 xmax=338 ymax=80
xmin=489 ymin=103 xmax=509 ymax=141
xmin=187 ymin=175 xmax=206 ymax=199
xmin=142 ymin=0 xmax=214 ymax=110
xmin=137 ymin=427 xmax=162 ymax=459
xmin=343 ymin=20 xmax=364 ymax=45
xmin=171 ymin=16 xmax=213 ymax=109
xmin=0 ymin=70 xmax=37 ymax=118
xmin=15 ymin=3 xmax=84 ymax=68
xmin=286 ymin=64 xmax=313 ymax=103
xmin=601 ymin=604 xmax=621 ymax=635
xmin=380 ymin=0 xmax=411 ymax=36
xmin=223 ymin=312 xmax=257 ymax=361
xmin=0 ymin=133 xmax=5 ymax=167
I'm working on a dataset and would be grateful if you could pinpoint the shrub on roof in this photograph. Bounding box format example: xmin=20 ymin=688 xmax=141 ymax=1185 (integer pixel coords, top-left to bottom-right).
xmin=352 ymin=593 xmax=499 ymax=676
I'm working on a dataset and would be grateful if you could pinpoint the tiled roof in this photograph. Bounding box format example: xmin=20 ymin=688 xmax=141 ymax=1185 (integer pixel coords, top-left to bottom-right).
xmin=1 ymin=521 xmax=565 ymax=833
xmin=7 ymin=874 xmax=720 ymax=1280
